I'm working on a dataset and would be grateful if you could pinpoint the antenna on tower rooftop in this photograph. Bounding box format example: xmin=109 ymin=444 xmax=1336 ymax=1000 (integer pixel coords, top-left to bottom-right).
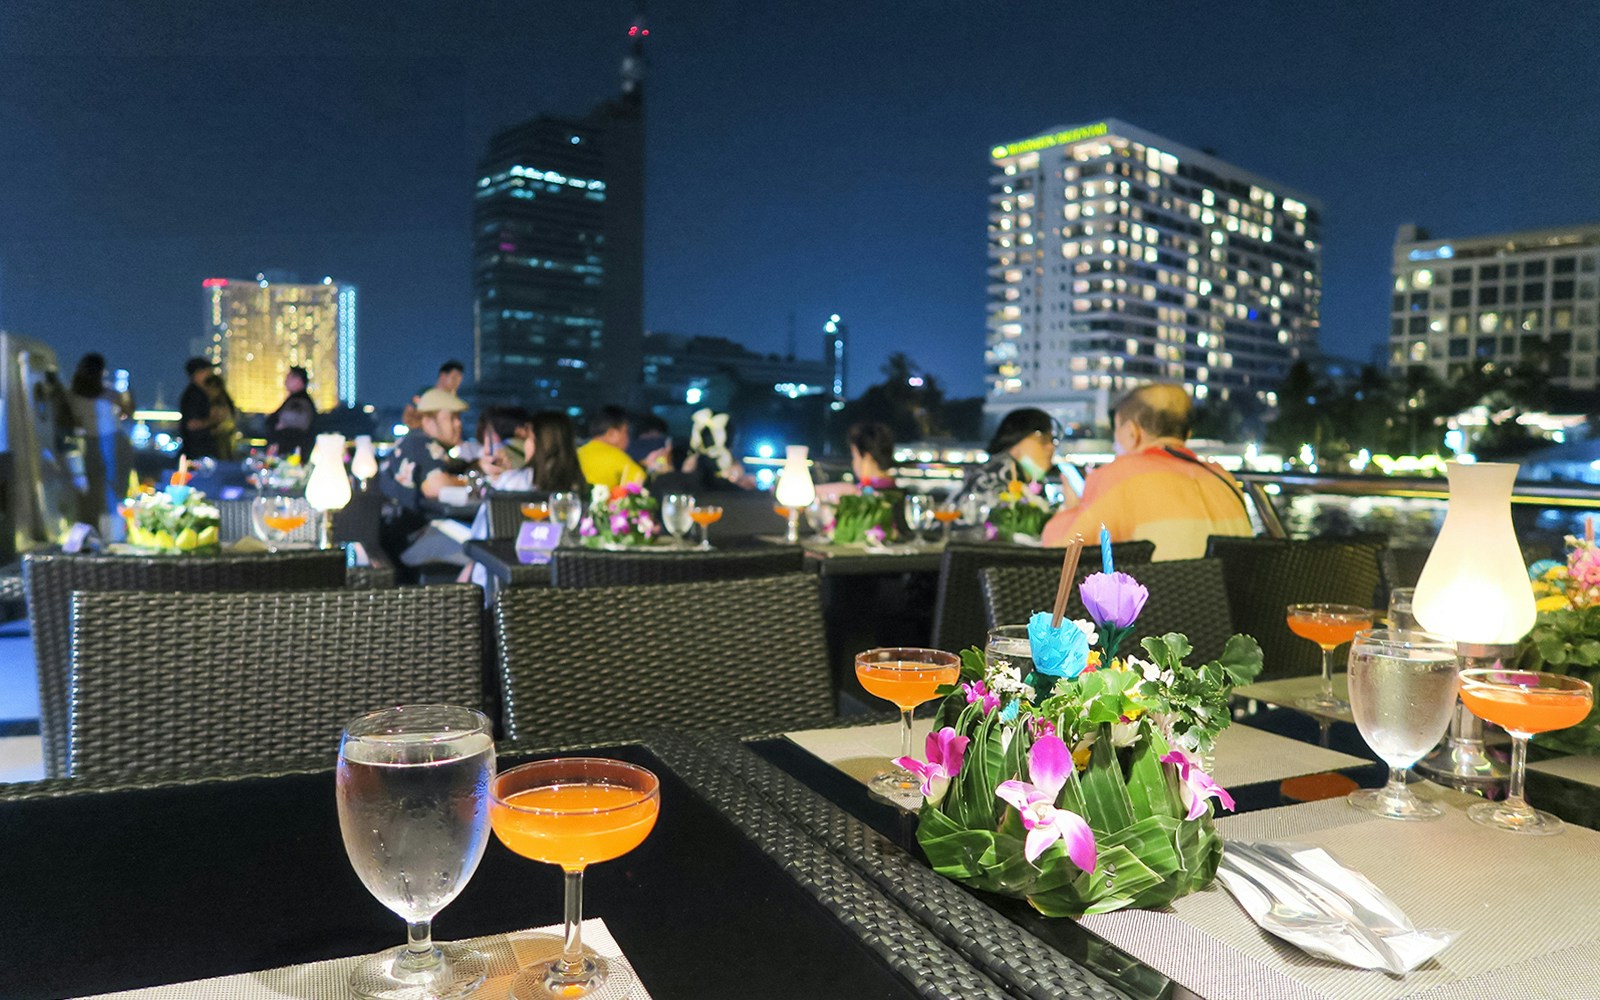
xmin=621 ymin=5 xmax=649 ymax=101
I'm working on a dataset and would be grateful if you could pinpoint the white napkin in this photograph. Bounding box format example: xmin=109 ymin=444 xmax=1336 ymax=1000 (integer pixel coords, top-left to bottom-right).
xmin=1217 ymin=841 xmax=1456 ymax=974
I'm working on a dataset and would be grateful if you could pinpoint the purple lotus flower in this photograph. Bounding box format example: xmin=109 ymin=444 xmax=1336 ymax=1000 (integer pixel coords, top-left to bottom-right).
xmin=1028 ymin=611 xmax=1091 ymax=679
xmin=579 ymin=516 xmax=598 ymax=538
xmin=996 ymin=734 xmax=1097 ymax=871
xmin=1160 ymin=749 xmax=1235 ymax=820
xmin=1078 ymin=571 xmax=1149 ymax=630
xmin=893 ymin=727 xmax=969 ymax=803
xmin=962 ymin=680 xmax=1000 ymax=714
xmin=609 ymin=512 xmax=631 ymax=535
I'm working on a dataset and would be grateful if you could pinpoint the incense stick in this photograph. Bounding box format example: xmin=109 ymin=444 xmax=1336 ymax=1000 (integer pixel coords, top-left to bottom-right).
xmin=1051 ymin=535 xmax=1084 ymax=628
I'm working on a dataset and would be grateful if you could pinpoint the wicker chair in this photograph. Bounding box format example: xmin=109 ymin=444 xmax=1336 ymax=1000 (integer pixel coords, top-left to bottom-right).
xmin=66 ymin=585 xmax=485 ymax=778
xmin=930 ymin=540 xmax=1155 ymax=656
xmin=24 ymin=549 xmax=348 ymax=778
xmin=485 ymin=491 xmax=551 ymax=540
xmin=493 ymin=574 xmax=834 ymax=743
xmin=1204 ymin=536 xmax=1385 ymax=680
xmin=979 ymin=558 xmax=1236 ymax=665
xmin=549 ymin=546 xmax=805 ymax=588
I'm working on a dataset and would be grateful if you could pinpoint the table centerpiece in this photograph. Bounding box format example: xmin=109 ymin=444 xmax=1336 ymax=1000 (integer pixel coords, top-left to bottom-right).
xmin=120 ymin=469 xmax=221 ymax=554
xmin=578 ymin=483 xmax=661 ymax=549
xmin=830 ymin=492 xmax=899 ymax=545
xmin=984 ymin=479 xmax=1054 ymax=543
xmin=1517 ymin=525 xmax=1600 ymax=751
xmin=901 ymin=548 xmax=1262 ymax=917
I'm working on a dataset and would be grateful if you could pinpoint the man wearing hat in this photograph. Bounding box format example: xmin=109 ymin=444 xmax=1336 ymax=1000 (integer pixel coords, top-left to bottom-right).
xmin=378 ymin=387 xmax=476 ymax=572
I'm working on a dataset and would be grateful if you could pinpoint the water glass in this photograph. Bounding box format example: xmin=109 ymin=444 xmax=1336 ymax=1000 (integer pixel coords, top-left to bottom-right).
xmin=1387 ymin=587 xmax=1418 ymax=630
xmin=986 ymin=624 xmax=1034 ymax=682
xmin=903 ymin=494 xmax=933 ymax=546
xmin=661 ymin=493 xmax=695 ymax=547
xmin=805 ymin=498 xmax=836 ymax=542
xmin=336 ymin=705 xmax=496 ymax=1000
xmin=1346 ymin=629 xmax=1458 ymax=820
xmin=548 ymin=492 xmax=582 ymax=546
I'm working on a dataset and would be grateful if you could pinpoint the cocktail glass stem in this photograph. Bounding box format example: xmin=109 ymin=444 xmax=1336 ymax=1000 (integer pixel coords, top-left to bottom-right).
xmin=1505 ymin=734 xmax=1532 ymax=817
xmin=699 ymin=524 xmax=710 ymax=550
xmin=898 ymin=708 xmax=914 ymax=763
xmin=1319 ymin=645 xmax=1337 ymax=702
xmin=400 ymin=918 xmax=439 ymax=973
xmin=546 ymin=869 xmax=592 ymax=991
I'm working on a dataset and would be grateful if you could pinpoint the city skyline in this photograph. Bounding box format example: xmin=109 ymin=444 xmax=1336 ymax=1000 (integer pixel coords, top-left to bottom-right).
xmin=1 ymin=2 xmax=1597 ymax=409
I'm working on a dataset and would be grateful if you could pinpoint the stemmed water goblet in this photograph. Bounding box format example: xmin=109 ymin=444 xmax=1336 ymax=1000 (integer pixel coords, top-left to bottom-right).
xmin=661 ymin=493 xmax=695 ymax=548
xmin=252 ymin=494 xmax=311 ymax=551
xmin=1387 ymin=587 xmax=1418 ymax=629
xmin=903 ymin=494 xmax=933 ymax=547
xmin=548 ymin=492 xmax=582 ymax=546
xmin=1345 ymin=628 xmax=1459 ymax=820
xmin=335 ymin=705 xmax=496 ymax=1000
xmin=1459 ymin=669 xmax=1594 ymax=834
xmin=854 ymin=647 xmax=961 ymax=806
xmin=805 ymin=497 xmax=836 ymax=542
xmin=690 ymin=504 xmax=723 ymax=550
xmin=1286 ymin=603 xmax=1375 ymax=713
xmin=490 ymin=758 xmax=660 ymax=998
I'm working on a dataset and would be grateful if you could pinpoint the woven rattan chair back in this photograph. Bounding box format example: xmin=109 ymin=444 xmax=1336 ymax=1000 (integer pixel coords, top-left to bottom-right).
xmin=66 ymin=585 xmax=484 ymax=778
xmin=1204 ymin=536 xmax=1385 ymax=680
xmin=979 ymin=558 xmax=1235 ymax=665
xmin=549 ymin=546 xmax=805 ymax=588
xmin=24 ymin=549 xmax=347 ymax=778
xmin=493 ymin=574 xmax=833 ymax=743
xmin=486 ymin=491 xmax=550 ymax=540
xmin=931 ymin=540 xmax=1155 ymax=656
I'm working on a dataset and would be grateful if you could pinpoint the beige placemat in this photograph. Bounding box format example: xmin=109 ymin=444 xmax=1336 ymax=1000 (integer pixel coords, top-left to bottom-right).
xmin=1528 ymin=752 xmax=1600 ymax=788
xmin=785 ymin=720 xmax=1364 ymax=790
xmin=1079 ymin=789 xmax=1600 ymax=1000
xmin=1237 ymin=673 xmax=1354 ymax=723
xmin=77 ymin=919 xmax=650 ymax=1000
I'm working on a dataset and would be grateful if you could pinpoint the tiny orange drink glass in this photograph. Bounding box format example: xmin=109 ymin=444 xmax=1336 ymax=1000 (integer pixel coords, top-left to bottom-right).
xmin=1460 ymin=669 xmax=1594 ymax=835
xmin=1286 ymin=603 xmax=1374 ymax=713
xmin=855 ymin=647 xmax=961 ymax=804
xmin=689 ymin=505 xmax=723 ymax=550
xmin=263 ymin=513 xmax=308 ymax=533
xmin=490 ymin=758 xmax=660 ymax=998
xmin=520 ymin=502 xmax=550 ymax=521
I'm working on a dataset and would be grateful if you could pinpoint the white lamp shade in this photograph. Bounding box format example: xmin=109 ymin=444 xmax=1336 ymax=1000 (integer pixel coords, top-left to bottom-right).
xmin=304 ymin=434 xmax=352 ymax=513
xmin=774 ymin=445 xmax=816 ymax=507
xmin=1413 ymin=461 xmax=1535 ymax=645
xmin=350 ymin=435 xmax=378 ymax=481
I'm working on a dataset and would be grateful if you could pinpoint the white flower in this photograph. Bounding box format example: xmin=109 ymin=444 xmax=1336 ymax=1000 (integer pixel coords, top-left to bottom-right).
xmin=590 ymin=484 xmax=609 ymax=507
xmin=1071 ymin=619 xmax=1099 ymax=646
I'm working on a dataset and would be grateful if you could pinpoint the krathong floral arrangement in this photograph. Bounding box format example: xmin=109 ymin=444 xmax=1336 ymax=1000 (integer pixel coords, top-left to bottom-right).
xmin=985 ymin=480 xmax=1055 ymax=542
xmin=900 ymin=554 xmax=1263 ymax=917
xmin=121 ymin=469 xmax=220 ymax=553
xmin=579 ymin=483 xmax=660 ymax=548
xmin=831 ymin=492 xmax=897 ymax=545
xmin=1519 ymin=523 xmax=1600 ymax=751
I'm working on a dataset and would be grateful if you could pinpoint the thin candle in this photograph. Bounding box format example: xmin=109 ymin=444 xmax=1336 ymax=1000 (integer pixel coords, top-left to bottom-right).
xmin=1100 ymin=523 xmax=1113 ymax=574
xmin=1588 ymin=515 xmax=1594 ymax=545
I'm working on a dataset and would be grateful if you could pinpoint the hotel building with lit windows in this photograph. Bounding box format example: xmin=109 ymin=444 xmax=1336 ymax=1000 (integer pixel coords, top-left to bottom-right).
xmin=985 ymin=119 xmax=1321 ymax=432
xmin=202 ymin=273 xmax=356 ymax=414
xmin=1389 ymin=223 xmax=1600 ymax=388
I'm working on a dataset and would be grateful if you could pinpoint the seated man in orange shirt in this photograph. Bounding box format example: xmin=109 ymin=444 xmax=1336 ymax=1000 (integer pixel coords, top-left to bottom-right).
xmin=1042 ymin=383 xmax=1252 ymax=559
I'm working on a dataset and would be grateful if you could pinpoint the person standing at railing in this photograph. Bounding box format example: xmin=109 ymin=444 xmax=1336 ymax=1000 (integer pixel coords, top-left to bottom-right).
xmin=1042 ymin=384 xmax=1251 ymax=559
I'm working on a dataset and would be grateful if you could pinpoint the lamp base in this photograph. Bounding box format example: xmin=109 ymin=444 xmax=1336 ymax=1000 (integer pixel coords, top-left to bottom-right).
xmin=1416 ymin=641 xmax=1513 ymax=785
xmin=784 ymin=508 xmax=801 ymax=544
xmin=317 ymin=509 xmax=335 ymax=550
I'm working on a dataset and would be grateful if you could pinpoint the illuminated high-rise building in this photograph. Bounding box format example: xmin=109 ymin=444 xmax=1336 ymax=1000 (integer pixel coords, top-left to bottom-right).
xmin=1390 ymin=222 xmax=1600 ymax=388
xmin=985 ymin=119 xmax=1322 ymax=432
xmin=472 ymin=16 xmax=647 ymax=415
xmin=202 ymin=273 xmax=356 ymax=413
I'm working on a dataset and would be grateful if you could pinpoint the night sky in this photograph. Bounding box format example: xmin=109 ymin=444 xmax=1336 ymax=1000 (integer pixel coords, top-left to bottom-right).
xmin=2 ymin=1 xmax=1597 ymax=408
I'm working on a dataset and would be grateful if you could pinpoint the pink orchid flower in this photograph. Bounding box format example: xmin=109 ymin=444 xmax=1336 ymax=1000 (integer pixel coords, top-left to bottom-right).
xmin=1160 ymin=749 xmax=1236 ymax=820
xmin=962 ymin=680 xmax=1000 ymax=714
xmin=609 ymin=512 xmax=631 ymax=535
xmin=995 ymin=734 xmax=1097 ymax=872
xmin=1026 ymin=716 xmax=1056 ymax=740
xmin=892 ymin=727 xmax=969 ymax=804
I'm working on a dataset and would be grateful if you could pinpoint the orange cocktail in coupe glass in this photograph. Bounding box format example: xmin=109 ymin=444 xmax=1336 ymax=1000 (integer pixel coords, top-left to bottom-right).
xmin=520 ymin=501 xmax=550 ymax=521
xmin=490 ymin=758 xmax=660 ymax=999
xmin=689 ymin=504 xmax=723 ymax=550
xmin=933 ymin=503 xmax=961 ymax=543
xmin=855 ymin=647 xmax=961 ymax=804
xmin=1459 ymin=669 xmax=1594 ymax=835
xmin=1286 ymin=603 xmax=1375 ymax=713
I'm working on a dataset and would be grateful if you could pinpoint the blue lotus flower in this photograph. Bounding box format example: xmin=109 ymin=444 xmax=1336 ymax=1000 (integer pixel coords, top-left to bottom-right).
xmin=1027 ymin=611 xmax=1091 ymax=680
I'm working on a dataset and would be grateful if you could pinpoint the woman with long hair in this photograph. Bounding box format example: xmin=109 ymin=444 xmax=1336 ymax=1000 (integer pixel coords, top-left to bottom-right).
xmin=527 ymin=409 xmax=585 ymax=493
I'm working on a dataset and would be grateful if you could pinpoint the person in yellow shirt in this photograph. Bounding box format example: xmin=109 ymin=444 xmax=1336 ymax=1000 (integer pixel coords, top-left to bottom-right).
xmin=576 ymin=405 xmax=646 ymax=487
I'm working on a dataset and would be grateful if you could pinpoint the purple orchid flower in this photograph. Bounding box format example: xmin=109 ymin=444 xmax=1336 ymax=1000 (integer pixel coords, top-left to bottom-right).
xmin=892 ymin=727 xmax=969 ymax=803
xmin=865 ymin=525 xmax=887 ymax=545
xmin=962 ymin=680 xmax=1000 ymax=714
xmin=637 ymin=511 xmax=656 ymax=537
xmin=995 ymin=734 xmax=1097 ymax=872
xmin=609 ymin=512 xmax=631 ymax=535
xmin=983 ymin=521 xmax=999 ymax=541
xmin=623 ymin=481 xmax=643 ymax=495
xmin=1078 ymin=571 xmax=1149 ymax=630
xmin=1160 ymin=749 xmax=1236 ymax=820
xmin=578 ymin=516 xmax=598 ymax=538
